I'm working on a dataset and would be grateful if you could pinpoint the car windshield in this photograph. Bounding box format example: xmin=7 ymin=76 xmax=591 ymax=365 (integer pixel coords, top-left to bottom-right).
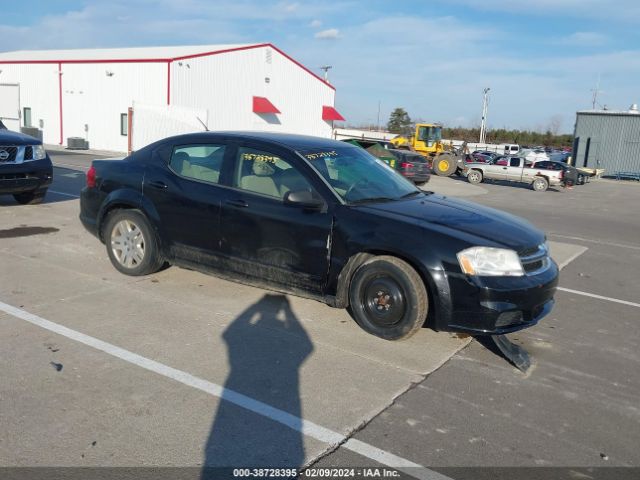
xmin=299 ymin=146 xmax=421 ymax=204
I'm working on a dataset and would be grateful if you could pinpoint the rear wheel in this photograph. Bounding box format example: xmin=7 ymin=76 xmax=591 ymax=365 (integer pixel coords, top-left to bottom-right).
xmin=433 ymin=153 xmax=457 ymax=176
xmin=104 ymin=209 xmax=163 ymax=276
xmin=531 ymin=177 xmax=549 ymax=192
xmin=467 ymin=170 xmax=483 ymax=185
xmin=348 ymin=256 xmax=428 ymax=340
xmin=13 ymin=188 xmax=47 ymax=205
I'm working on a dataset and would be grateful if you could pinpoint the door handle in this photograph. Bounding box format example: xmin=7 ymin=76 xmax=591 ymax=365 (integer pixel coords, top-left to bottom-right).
xmin=148 ymin=180 xmax=168 ymax=189
xmin=226 ymin=199 xmax=248 ymax=208
xmin=502 ymin=167 xmax=508 ymax=170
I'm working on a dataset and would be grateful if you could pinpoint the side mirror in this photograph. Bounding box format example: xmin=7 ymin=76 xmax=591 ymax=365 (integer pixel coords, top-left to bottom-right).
xmin=284 ymin=190 xmax=324 ymax=211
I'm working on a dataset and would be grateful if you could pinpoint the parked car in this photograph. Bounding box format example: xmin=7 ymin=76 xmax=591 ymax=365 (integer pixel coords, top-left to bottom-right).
xmin=80 ymin=132 xmax=558 ymax=340
xmin=472 ymin=150 xmax=499 ymax=160
xmin=532 ymin=160 xmax=590 ymax=186
xmin=466 ymin=153 xmax=493 ymax=163
xmin=0 ymin=124 xmax=53 ymax=204
xmin=342 ymin=139 xmax=430 ymax=184
xmin=464 ymin=156 xmax=564 ymax=191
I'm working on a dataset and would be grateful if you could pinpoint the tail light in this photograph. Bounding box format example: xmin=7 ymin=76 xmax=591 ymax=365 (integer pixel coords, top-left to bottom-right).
xmin=401 ymin=162 xmax=414 ymax=169
xmin=559 ymin=169 xmax=564 ymax=179
xmin=86 ymin=165 xmax=96 ymax=188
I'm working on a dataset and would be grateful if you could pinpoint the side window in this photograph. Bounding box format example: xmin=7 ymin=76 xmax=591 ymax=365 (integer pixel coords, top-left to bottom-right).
xmin=509 ymin=158 xmax=520 ymax=167
xmin=234 ymin=147 xmax=312 ymax=200
xmin=169 ymin=144 xmax=225 ymax=184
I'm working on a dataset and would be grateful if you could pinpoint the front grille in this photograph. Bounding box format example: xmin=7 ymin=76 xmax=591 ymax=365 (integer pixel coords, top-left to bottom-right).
xmin=519 ymin=243 xmax=550 ymax=275
xmin=0 ymin=146 xmax=18 ymax=163
xmin=24 ymin=146 xmax=33 ymax=160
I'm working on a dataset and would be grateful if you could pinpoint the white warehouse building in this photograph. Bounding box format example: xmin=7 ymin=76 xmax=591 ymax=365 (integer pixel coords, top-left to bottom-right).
xmin=0 ymin=43 xmax=344 ymax=152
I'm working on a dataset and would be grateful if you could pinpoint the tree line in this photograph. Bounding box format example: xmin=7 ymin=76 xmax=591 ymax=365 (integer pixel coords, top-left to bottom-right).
xmin=385 ymin=107 xmax=573 ymax=148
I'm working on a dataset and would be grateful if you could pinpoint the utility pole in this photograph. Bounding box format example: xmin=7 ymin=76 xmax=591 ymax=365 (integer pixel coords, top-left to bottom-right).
xmin=376 ymin=100 xmax=381 ymax=131
xmin=479 ymin=87 xmax=490 ymax=144
xmin=319 ymin=65 xmax=332 ymax=82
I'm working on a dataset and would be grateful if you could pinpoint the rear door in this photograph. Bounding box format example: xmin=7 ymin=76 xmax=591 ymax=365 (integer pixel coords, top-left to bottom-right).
xmin=218 ymin=143 xmax=333 ymax=293
xmin=143 ymin=140 xmax=232 ymax=264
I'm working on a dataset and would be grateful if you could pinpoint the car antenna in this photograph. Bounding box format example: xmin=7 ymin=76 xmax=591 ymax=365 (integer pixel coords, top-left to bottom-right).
xmin=195 ymin=116 xmax=209 ymax=131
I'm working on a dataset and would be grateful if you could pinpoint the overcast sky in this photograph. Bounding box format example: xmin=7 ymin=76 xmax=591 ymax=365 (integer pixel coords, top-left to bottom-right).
xmin=1 ymin=0 xmax=639 ymax=133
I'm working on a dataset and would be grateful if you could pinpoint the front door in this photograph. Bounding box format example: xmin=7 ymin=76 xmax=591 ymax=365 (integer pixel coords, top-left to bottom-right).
xmin=219 ymin=144 xmax=333 ymax=294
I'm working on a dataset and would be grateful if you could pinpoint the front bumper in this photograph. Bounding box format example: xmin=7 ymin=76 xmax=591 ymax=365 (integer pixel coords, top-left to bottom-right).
xmin=441 ymin=260 xmax=559 ymax=334
xmin=0 ymin=157 xmax=53 ymax=194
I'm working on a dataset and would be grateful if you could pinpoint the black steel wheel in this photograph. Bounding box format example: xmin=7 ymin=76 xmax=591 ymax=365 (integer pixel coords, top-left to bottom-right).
xmin=348 ymin=256 xmax=428 ymax=340
xmin=103 ymin=209 xmax=164 ymax=276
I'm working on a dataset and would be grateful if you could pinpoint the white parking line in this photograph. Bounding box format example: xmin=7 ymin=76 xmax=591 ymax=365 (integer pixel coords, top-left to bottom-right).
xmin=549 ymin=233 xmax=640 ymax=251
xmin=557 ymin=287 xmax=640 ymax=308
xmin=49 ymin=190 xmax=80 ymax=198
xmin=0 ymin=300 xmax=450 ymax=480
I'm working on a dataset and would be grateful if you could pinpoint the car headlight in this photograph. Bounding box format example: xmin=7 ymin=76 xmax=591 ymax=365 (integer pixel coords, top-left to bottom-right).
xmin=31 ymin=145 xmax=47 ymax=161
xmin=457 ymin=246 xmax=524 ymax=276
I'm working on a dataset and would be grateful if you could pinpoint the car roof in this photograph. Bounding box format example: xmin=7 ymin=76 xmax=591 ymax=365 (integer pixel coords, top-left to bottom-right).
xmin=163 ymin=131 xmax=353 ymax=151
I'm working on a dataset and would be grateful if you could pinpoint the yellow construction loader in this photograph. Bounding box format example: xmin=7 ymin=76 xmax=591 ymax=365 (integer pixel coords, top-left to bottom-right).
xmin=390 ymin=123 xmax=463 ymax=176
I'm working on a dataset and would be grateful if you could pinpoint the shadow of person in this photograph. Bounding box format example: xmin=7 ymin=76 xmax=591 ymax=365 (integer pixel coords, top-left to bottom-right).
xmin=202 ymin=294 xmax=314 ymax=478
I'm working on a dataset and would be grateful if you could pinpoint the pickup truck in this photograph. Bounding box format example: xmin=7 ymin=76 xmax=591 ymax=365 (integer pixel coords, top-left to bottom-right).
xmin=464 ymin=156 xmax=563 ymax=191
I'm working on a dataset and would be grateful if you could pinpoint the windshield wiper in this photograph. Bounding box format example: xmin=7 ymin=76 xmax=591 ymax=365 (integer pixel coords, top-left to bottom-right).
xmin=400 ymin=190 xmax=423 ymax=199
xmin=349 ymin=196 xmax=395 ymax=205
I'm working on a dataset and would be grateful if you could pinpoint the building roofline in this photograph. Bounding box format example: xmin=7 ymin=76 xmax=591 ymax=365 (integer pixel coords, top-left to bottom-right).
xmin=0 ymin=43 xmax=335 ymax=91
xmin=577 ymin=110 xmax=640 ymax=116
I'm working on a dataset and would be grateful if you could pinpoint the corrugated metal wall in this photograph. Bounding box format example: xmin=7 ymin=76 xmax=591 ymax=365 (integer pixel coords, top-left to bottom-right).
xmin=0 ymin=64 xmax=61 ymax=145
xmin=61 ymin=63 xmax=166 ymax=151
xmin=172 ymin=46 xmax=335 ymax=138
xmin=1 ymin=45 xmax=336 ymax=151
xmin=574 ymin=113 xmax=640 ymax=173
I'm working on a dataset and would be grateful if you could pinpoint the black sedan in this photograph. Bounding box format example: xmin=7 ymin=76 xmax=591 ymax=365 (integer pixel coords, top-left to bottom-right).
xmin=0 ymin=124 xmax=53 ymax=204
xmin=80 ymin=132 xmax=558 ymax=340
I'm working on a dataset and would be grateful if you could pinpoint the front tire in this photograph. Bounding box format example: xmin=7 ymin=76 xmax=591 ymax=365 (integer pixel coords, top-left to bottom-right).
xmin=103 ymin=209 xmax=163 ymax=276
xmin=348 ymin=256 xmax=428 ymax=340
xmin=13 ymin=188 xmax=47 ymax=205
xmin=433 ymin=154 xmax=457 ymax=176
xmin=467 ymin=170 xmax=483 ymax=185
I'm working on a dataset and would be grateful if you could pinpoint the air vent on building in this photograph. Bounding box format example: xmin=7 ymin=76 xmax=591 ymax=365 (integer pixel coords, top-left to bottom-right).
xmin=265 ymin=48 xmax=272 ymax=64
xmin=67 ymin=137 xmax=89 ymax=149
xmin=629 ymin=103 xmax=639 ymax=114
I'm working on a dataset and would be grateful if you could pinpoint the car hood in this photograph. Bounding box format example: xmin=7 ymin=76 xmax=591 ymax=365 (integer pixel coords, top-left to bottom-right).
xmin=0 ymin=129 xmax=41 ymax=146
xmin=360 ymin=194 xmax=544 ymax=250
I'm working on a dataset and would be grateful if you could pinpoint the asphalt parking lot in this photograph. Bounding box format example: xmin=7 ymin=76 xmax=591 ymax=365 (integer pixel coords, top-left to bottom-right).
xmin=1 ymin=150 xmax=639 ymax=479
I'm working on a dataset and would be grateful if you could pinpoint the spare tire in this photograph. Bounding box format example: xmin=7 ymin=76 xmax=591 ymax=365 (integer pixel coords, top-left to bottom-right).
xmin=433 ymin=153 xmax=458 ymax=176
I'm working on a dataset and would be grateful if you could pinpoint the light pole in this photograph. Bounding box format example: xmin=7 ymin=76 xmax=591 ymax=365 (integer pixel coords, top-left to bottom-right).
xmin=479 ymin=87 xmax=490 ymax=144
xmin=319 ymin=65 xmax=332 ymax=82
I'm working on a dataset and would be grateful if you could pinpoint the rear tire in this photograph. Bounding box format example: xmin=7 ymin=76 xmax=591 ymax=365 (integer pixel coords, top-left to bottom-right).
xmin=348 ymin=256 xmax=428 ymax=340
xmin=433 ymin=154 xmax=457 ymax=177
xmin=531 ymin=177 xmax=549 ymax=192
xmin=103 ymin=209 xmax=163 ymax=276
xmin=467 ymin=170 xmax=483 ymax=185
xmin=13 ymin=188 xmax=47 ymax=205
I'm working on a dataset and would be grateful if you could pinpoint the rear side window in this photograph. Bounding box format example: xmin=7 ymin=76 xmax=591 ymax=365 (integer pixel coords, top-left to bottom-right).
xmin=169 ymin=144 xmax=226 ymax=184
xmin=509 ymin=158 xmax=520 ymax=167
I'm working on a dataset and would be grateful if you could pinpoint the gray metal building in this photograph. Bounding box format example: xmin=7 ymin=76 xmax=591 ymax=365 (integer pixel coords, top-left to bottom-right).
xmin=573 ymin=105 xmax=640 ymax=174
